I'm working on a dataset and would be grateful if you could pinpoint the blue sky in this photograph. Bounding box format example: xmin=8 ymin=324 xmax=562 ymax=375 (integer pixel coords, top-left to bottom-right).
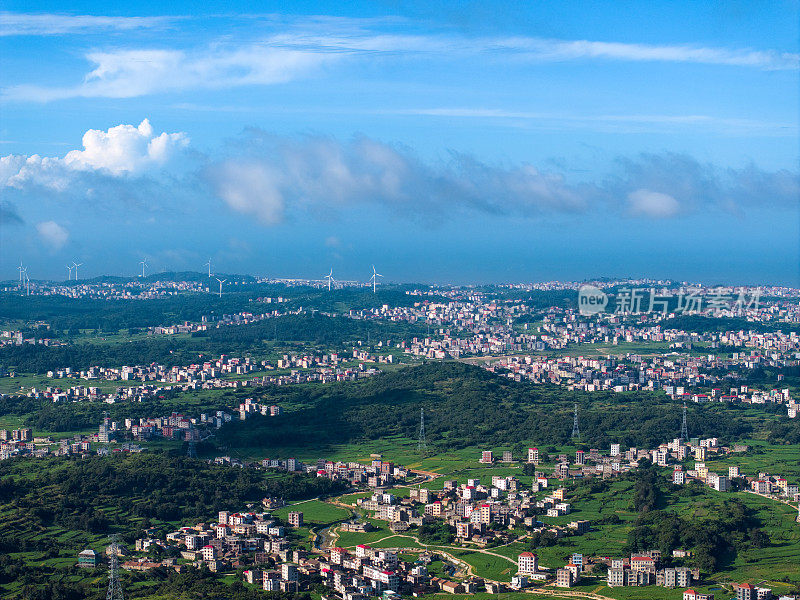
xmin=0 ymin=1 xmax=798 ymax=285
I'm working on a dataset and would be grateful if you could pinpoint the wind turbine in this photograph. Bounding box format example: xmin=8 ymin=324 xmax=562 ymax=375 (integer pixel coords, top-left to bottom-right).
xmin=368 ymin=265 xmax=383 ymax=294
xmin=215 ymin=278 xmax=226 ymax=298
xmin=324 ymin=268 xmax=335 ymax=291
xmin=72 ymin=262 xmax=83 ymax=280
xmin=204 ymin=258 xmax=213 ymax=278
xmin=17 ymin=260 xmax=24 ymax=285
xmin=21 ymin=267 xmax=30 ymax=296
xmin=139 ymin=259 xmax=148 ymax=278
xmin=66 ymin=264 xmax=73 ymax=281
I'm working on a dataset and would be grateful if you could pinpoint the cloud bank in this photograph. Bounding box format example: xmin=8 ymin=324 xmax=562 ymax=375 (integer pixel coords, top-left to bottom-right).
xmin=1 ymin=121 xmax=797 ymax=235
xmin=205 ymin=133 xmax=591 ymax=224
xmin=205 ymin=134 xmax=798 ymax=224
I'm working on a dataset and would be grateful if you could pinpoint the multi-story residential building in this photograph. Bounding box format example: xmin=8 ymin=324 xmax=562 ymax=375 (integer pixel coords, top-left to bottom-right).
xmin=517 ymin=552 xmax=538 ymax=575
xmin=555 ymin=568 xmax=574 ymax=587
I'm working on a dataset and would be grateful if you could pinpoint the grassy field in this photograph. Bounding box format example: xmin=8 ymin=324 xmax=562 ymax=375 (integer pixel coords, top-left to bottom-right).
xmin=440 ymin=548 xmax=517 ymax=581
xmin=712 ymin=492 xmax=800 ymax=587
xmin=335 ymin=519 xmax=398 ymax=547
xmin=697 ymin=439 xmax=800 ymax=481
xmin=271 ymin=499 xmax=351 ymax=526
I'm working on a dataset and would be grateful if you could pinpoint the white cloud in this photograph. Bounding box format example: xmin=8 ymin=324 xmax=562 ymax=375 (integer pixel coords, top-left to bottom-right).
xmin=627 ymin=189 xmax=681 ymax=218
xmin=208 ymin=161 xmax=285 ymax=225
xmin=389 ymin=108 xmax=797 ymax=136
xmin=1 ymin=154 xmax=73 ymax=191
xmin=36 ymin=220 xmax=69 ymax=249
xmin=4 ymin=21 xmax=797 ymax=101
xmin=204 ymin=133 xmax=591 ymax=224
xmin=494 ymin=37 xmax=799 ymax=70
xmin=4 ymin=46 xmax=342 ymax=101
xmin=2 ymin=122 xmax=797 ymax=230
xmin=262 ymin=28 xmax=800 ymax=70
xmin=0 ymin=12 xmax=177 ymax=36
xmin=1 ymin=119 xmax=189 ymax=190
xmin=63 ymin=119 xmax=188 ymax=175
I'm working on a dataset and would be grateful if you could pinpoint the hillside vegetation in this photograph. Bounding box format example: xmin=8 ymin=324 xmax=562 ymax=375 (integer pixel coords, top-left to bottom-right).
xmin=216 ymin=362 xmax=800 ymax=454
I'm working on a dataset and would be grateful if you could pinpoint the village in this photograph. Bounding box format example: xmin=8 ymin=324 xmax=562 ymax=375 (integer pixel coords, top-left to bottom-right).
xmin=4 ymin=349 xmax=394 ymax=405
xmin=64 ymin=423 xmax=800 ymax=600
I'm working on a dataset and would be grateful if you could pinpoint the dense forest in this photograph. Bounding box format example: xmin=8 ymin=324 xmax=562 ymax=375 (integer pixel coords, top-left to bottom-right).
xmin=216 ymin=362 xmax=799 ymax=453
xmin=0 ymin=453 xmax=346 ymax=550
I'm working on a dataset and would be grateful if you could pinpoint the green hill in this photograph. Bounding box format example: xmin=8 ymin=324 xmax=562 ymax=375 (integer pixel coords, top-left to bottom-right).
xmin=216 ymin=362 xmax=798 ymax=454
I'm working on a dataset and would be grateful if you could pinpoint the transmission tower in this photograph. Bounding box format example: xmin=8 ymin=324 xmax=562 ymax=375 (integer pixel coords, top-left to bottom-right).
xmin=187 ymin=426 xmax=197 ymax=459
xmin=418 ymin=408 xmax=427 ymax=452
xmin=106 ymin=536 xmax=124 ymax=600
xmin=571 ymin=403 xmax=580 ymax=439
xmin=680 ymin=403 xmax=688 ymax=441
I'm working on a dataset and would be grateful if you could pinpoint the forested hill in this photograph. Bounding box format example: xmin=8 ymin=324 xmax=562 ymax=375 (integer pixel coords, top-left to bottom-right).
xmin=0 ymin=312 xmax=429 ymax=373
xmin=217 ymin=361 xmax=796 ymax=453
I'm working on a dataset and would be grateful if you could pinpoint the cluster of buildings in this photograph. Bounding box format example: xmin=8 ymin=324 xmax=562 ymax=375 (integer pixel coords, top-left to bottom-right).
xmin=277 ymin=457 xmax=412 ymax=489
xmin=62 ymin=438 xmax=797 ymax=600
xmin=490 ymin=348 xmax=796 ymax=419
xmin=0 ymin=325 xmax=64 ymax=350
xmin=12 ymin=350 xmax=391 ymax=406
xmin=4 ymin=278 xmax=209 ymax=299
xmin=0 ymin=427 xmax=145 ymax=460
xmin=605 ymin=553 xmax=698 ymax=588
xmin=359 ymin=472 xmax=589 ymax=552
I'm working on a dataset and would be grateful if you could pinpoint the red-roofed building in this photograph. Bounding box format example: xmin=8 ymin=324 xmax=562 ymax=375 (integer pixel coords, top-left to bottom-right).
xmin=517 ymin=552 xmax=538 ymax=575
xmin=735 ymin=583 xmax=754 ymax=600
xmin=630 ymin=555 xmax=656 ymax=573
